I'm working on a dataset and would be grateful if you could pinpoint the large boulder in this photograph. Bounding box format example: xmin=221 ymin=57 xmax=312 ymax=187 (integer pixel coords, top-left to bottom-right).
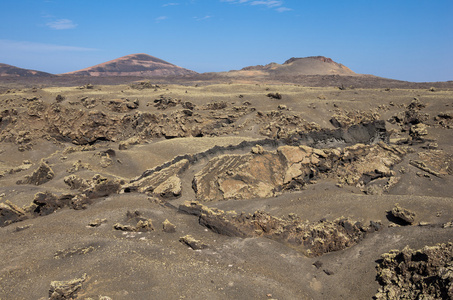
xmin=16 ymin=160 xmax=54 ymax=185
xmin=0 ymin=201 xmax=27 ymax=227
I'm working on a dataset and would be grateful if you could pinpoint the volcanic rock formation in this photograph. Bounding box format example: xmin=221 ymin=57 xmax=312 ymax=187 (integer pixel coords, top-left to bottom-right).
xmin=375 ymin=243 xmax=453 ymax=299
xmin=225 ymin=56 xmax=356 ymax=77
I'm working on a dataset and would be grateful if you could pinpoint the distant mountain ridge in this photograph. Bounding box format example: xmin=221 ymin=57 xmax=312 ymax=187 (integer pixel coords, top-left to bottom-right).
xmin=2 ymin=55 xmax=357 ymax=79
xmin=62 ymin=53 xmax=197 ymax=77
xmin=0 ymin=63 xmax=54 ymax=77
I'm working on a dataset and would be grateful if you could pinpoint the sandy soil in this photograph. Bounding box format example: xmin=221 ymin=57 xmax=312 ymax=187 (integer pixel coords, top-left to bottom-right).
xmin=0 ymin=77 xmax=452 ymax=299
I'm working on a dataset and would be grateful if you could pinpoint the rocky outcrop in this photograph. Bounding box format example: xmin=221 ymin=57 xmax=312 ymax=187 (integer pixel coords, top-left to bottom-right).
xmin=412 ymin=150 xmax=453 ymax=176
xmin=64 ymin=174 xmax=91 ymax=191
xmin=32 ymin=174 xmax=123 ymax=215
xmin=104 ymin=98 xmax=139 ymax=113
xmin=193 ymin=152 xmax=286 ymax=201
xmin=333 ymin=142 xmax=405 ymax=188
xmin=153 ymin=95 xmax=181 ymax=110
xmin=118 ymin=136 xmax=141 ymax=150
xmin=49 ymin=273 xmax=87 ymax=300
xmin=124 ymin=159 xmax=188 ymax=197
xmin=46 ymin=105 xmax=120 ymax=144
xmin=179 ymin=201 xmax=382 ymax=257
xmin=388 ymin=98 xmax=430 ymax=141
xmin=330 ymin=110 xmax=380 ymax=128
xmin=389 ymin=204 xmax=416 ymax=225
xmin=5 ymin=174 xmax=123 ymax=225
xmin=434 ymin=112 xmax=453 ymax=129
xmin=16 ymin=160 xmax=54 ymax=185
xmin=257 ymin=111 xmax=320 ymax=139
xmin=152 ymin=175 xmax=182 ymax=198
xmin=71 ymin=175 xmax=123 ymax=209
xmin=1 ymin=88 xmax=384 ymax=148
xmin=0 ymin=200 xmax=27 ymax=227
xmin=193 ymin=143 xmax=406 ymax=201
xmin=31 ymin=192 xmax=74 ymax=216
xmin=375 ymin=243 xmax=453 ymax=299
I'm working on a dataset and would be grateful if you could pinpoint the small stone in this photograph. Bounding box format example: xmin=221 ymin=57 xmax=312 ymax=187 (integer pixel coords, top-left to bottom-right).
xmin=179 ymin=235 xmax=208 ymax=250
xmin=251 ymin=144 xmax=264 ymax=154
xmin=162 ymin=219 xmax=176 ymax=233
xmin=113 ymin=223 xmax=136 ymax=231
xmin=313 ymin=261 xmax=323 ymax=269
xmin=88 ymin=218 xmax=107 ymax=227
xmin=135 ymin=219 xmax=154 ymax=232
xmin=323 ymin=269 xmax=334 ymax=275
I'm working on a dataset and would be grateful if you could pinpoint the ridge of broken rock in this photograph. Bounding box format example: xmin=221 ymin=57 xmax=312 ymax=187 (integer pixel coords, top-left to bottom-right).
xmin=179 ymin=201 xmax=382 ymax=257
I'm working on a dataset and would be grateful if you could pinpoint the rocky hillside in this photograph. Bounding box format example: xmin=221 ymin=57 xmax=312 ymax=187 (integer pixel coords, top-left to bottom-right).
xmin=62 ymin=53 xmax=197 ymax=77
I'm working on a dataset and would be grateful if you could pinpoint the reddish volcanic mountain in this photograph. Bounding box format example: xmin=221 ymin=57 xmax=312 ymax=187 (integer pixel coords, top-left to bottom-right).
xmin=0 ymin=63 xmax=54 ymax=77
xmin=62 ymin=53 xmax=197 ymax=77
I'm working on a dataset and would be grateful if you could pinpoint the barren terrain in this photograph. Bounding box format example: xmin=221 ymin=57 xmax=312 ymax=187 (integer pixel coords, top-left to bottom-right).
xmin=1 ymin=77 xmax=452 ymax=299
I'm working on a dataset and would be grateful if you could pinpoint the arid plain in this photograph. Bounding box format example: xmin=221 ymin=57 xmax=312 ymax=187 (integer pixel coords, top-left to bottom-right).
xmin=1 ymin=55 xmax=453 ymax=299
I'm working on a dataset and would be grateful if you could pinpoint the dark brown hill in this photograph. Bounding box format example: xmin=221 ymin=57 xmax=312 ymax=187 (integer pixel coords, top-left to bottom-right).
xmin=0 ymin=63 xmax=54 ymax=77
xmin=62 ymin=53 xmax=197 ymax=77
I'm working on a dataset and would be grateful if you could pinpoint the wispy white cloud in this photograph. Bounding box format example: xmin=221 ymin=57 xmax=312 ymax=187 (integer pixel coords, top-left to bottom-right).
xmin=221 ymin=0 xmax=292 ymax=12
xmin=194 ymin=15 xmax=212 ymax=21
xmin=0 ymin=40 xmax=98 ymax=52
xmin=221 ymin=0 xmax=249 ymax=2
xmin=250 ymin=0 xmax=282 ymax=8
xmin=155 ymin=16 xmax=168 ymax=22
xmin=276 ymin=6 xmax=292 ymax=12
xmin=162 ymin=2 xmax=179 ymax=6
xmin=46 ymin=19 xmax=77 ymax=30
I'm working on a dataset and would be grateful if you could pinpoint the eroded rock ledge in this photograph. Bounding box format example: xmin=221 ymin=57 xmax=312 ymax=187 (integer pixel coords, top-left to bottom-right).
xmin=179 ymin=201 xmax=382 ymax=257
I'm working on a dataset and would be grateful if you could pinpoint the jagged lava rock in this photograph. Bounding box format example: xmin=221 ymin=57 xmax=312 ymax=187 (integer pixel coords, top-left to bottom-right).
xmin=375 ymin=243 xmax=453 ymax=299
xmin=49 ymin=273 xmax=87 ymax=300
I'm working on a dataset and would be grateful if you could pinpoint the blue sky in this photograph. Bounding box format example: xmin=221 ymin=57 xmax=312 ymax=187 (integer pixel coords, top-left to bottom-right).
xmin=0 ymin=0 xmax=452 ymax=82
